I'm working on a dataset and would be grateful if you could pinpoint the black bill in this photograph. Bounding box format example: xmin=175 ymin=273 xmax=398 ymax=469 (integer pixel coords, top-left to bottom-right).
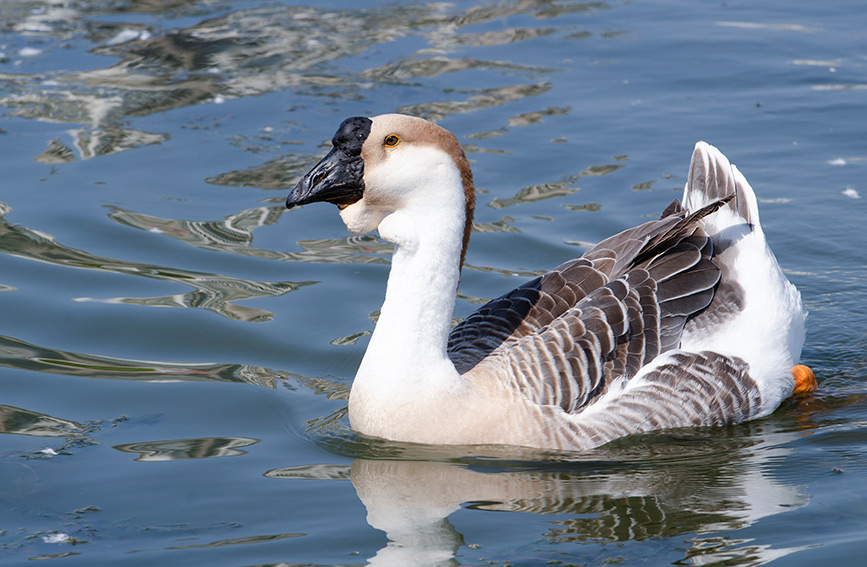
xmin=286 ymin=116 xmax=372 ymax=209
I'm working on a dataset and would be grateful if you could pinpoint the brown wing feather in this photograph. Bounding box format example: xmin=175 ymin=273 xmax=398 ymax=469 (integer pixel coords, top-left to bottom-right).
xmin=448 ymin=257 xmax=610 ymax=374
xmin=550 ymin=351 xmax=762 ymax=451
xmin=449 ymin=199 xmax=730 ymax=413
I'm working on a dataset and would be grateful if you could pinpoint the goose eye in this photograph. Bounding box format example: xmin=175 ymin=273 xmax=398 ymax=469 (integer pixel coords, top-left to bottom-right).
xmin=384 ymin=134 xmax=400 ymax=148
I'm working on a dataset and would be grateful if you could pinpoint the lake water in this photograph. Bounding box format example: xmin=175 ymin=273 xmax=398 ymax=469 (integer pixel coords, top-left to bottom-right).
xmin=1 ymin=0 xmax=865 ymax=565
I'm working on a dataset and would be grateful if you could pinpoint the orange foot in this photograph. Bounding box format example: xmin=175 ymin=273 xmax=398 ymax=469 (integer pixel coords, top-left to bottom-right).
xmin=791 ymin=364 xmax=817 ymax=395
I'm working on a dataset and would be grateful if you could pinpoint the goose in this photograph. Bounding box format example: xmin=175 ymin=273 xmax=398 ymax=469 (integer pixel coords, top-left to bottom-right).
xmin=285 ymin=113 xmax=813 ymax=451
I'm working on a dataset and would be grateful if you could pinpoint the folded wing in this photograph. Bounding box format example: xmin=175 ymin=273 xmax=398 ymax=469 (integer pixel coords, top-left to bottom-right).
xmin=449 ymin=199 xmax=730 ymax=413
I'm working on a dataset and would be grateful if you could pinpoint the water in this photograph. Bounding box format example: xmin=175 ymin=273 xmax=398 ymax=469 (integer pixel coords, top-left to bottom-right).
xmin=1 ymin=0 xmax=865 ymax=565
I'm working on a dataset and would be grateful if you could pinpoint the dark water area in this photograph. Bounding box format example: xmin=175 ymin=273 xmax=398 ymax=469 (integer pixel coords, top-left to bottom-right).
xmin=1 ymin=1 xmax=865 ymax=565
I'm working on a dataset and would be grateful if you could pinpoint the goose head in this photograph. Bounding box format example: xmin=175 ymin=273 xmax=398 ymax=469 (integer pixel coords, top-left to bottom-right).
xmin=287 ymin=114 xmax=476 ymax=265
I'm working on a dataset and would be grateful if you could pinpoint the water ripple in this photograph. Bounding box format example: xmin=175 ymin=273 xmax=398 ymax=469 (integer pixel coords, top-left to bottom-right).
xmin=0 ymin=334 xmax=286 ymax=387
xmin=0 ymin=1 xmax=599 ymax=162
xmin=0 ymin=204 xmax=309 ymax=321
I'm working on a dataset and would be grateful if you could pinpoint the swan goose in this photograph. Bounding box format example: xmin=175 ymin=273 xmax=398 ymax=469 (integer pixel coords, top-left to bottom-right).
xmin=285 ymin=113 xmax=812 ymax=451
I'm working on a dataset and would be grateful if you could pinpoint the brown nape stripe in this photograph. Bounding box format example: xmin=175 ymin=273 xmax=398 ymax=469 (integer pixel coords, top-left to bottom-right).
xmin=422 ymin=116 xmax=475 ymax=272
xmin=453 ymin=146 xmax=475 ymax=272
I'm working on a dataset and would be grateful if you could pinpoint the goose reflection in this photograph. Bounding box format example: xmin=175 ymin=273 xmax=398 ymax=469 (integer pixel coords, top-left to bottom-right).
xmin=269 ymin=422 xmax=812 ymax=566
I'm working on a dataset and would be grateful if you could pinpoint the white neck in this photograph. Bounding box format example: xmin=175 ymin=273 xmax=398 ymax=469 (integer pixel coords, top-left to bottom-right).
xmin=357 ymin=199 xmax=464 ymax=388
xmin=346 ymin=152 xmax=469 ymax=438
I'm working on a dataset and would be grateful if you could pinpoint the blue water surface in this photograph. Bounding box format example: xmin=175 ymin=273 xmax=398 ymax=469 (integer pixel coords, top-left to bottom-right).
xmin=1 ymin=1 xmax=866 ymax=565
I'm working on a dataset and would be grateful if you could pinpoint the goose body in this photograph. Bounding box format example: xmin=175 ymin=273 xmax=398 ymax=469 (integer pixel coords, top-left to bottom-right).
xmin=286 ymin=114 xmax=807 ymax=451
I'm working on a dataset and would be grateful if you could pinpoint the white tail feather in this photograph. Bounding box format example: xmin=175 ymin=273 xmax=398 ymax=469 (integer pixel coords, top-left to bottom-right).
xmin=684 ymin=141 xmax=761 ymax=230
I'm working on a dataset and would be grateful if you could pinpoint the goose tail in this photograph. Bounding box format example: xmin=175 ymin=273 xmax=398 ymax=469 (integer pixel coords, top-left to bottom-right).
xmin=678 ymin=141 xmax=807 ymax=414
xmin=683 ymin=141 xmax=762 ymax=235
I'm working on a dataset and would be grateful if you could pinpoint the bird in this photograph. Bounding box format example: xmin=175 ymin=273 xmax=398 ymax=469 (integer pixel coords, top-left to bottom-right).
xmin=285 ymin=113 xmax=813 ymax=451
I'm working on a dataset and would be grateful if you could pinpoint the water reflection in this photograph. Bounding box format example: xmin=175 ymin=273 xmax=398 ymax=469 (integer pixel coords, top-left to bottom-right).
xmin=0 ymin=0 xmax=608 ymax=161
xmin=115 ymin=436 xmax=259 ymax=461
xmin=268 ymin=423 xmax=811 ymax=566
xmin=36 ymin=122 xmax=167 ymax=163
xmin=488 ymin=162 xmax=625 ymax=209
xmin=107 ymin=204 xmax=393 ymax=265
xmin=108 ymin=205 xmax=286 ymax=256
xmin=361 ymin=55 xmax=554 ymax=84
xmin=399 ymin=82 xmax=554 ymax=122
xmin=0 ymin=204 xmax=308 ymax=322
xmin=0 ymin=334 xmax=286 ymax=387
xmin=467 ymin=106 xmax=571 ymax=142
xmin=206 ymin=154 xmax=323 ymax=191
xmin=0 ymin=404 xmax=83 ymax=437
